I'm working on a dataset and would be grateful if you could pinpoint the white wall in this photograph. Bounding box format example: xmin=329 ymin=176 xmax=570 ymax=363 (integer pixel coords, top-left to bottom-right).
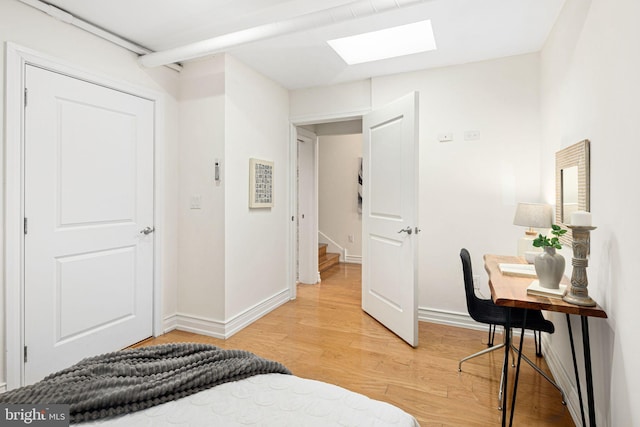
xmin=224 ymin=55 xmax=291 ymax=320
xmin=176 ymin=57 xmax=226 ymax=322
xmin=290 ymin=79 xmax=371 ymax=123
xmin=174 ymin=54 xmax=290 ymax=333
xmin=318 ymin=134 xmax=363 ymax=259
xmin=540 ymin=0 xmax=640 ymax=424
xmin=0 ymin=1 xmax=180 ymax=388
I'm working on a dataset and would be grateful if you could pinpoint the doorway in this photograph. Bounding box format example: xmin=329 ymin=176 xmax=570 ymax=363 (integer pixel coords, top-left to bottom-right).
xmin=291 ymin=91 xmax=420 ymax=347
xmin=4 ymin=44 xmax=165 ymax=389
xmin=295 ymin=119 xmax=363 ymax=285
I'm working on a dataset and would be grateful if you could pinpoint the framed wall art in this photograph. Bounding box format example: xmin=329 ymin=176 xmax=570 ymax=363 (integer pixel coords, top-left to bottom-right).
xmin=249 ymin=158 xmax=274 ymax=208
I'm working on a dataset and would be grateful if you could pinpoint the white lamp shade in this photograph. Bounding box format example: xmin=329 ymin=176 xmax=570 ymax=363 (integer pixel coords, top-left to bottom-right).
xmin=513 ymin=203 xmax=553 ymax=228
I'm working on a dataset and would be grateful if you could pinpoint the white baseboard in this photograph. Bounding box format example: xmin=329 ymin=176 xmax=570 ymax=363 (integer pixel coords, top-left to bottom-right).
xmin=172 ymin=313 xmax=226 ymax=339
xmin=162 ymin=313 xmax=178 ymax=334
xmin=0 ymin=382 xmax=6 ymax=394
xmin=541 ymin=334 xmax=585 ymax=427
xmin=344 ymin=254 xmax=362 ymax=264
xmin=418 ymin=307 xmax=536 ymax=337
xmin=419 ymin=307 xmax=487 ymax=330
xmin=225 ymin=289 xmax=290 ymax=337
xmin=164 ymin=289 xmax=290 ymax=340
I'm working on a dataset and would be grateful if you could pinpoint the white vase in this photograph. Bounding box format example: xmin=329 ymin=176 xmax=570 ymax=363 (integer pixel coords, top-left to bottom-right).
xmin=534 ymin=247 xmax=565 ymax=289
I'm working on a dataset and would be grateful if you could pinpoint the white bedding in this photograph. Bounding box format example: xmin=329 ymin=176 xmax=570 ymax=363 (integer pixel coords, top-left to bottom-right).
xmin=80 ymin=373 xmax=420 ymax=426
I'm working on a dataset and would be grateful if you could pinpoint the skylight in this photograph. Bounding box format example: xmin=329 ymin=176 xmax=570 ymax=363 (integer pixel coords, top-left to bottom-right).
xmin=328 ymin=20 xmax=437 ymax=65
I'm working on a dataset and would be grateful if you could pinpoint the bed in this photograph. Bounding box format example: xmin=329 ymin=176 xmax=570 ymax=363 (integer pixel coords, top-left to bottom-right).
xmin=1 ymin=343 xmax=419 ymax=426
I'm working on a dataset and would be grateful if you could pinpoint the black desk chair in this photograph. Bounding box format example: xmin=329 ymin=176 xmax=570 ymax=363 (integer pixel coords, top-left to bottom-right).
xmin=458 ymin=248 xmax=565 ymax=408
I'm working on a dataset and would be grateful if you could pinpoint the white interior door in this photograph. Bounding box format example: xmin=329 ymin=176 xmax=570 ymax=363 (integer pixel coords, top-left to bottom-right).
xmin=23 ymin=65 xmax=155 ymax=384
xmin=361 ymin=92 xmax=419 ymax=347
xmin=297 ymin=128 xmax=319 ymax=284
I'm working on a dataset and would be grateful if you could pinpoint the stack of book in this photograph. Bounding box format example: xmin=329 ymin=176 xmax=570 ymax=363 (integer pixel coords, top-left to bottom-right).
xmin=526 ymin=280 xmax=567 ymax=298
xmin=498 ymin=263 xmax=536 ymax=278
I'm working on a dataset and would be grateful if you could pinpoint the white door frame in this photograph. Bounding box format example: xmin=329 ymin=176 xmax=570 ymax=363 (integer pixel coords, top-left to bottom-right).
xmin=295 ymin=127 xmax=319 ymax=285
xmin=288 ymin=111 xmax=368 ymax=297
xmin=3 ymin=43 xmax=165 ymax=390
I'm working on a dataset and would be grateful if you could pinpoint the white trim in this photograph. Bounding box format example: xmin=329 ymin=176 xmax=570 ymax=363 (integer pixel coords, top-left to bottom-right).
xmin=172 ymin=314 xmax=226 ymax=339
xmin=290 ymin=110 xmax=370 ymax=127
xmin=318 ymin=230 xmax=345 ymax=262
xmin=4 ymin=42 xmax=27 ymax=392
xmin=4 ymin=43 xmax=165 ymax=390
xmin=541 ymin=330 xmax=597 ymax=427
xmin=418 ymin=307 xmax=535 ymax=339
xmin=162 ymin=314 xmax=179 ymax=334
xmin=152 ymin=91 xmax=166 ymax=339
xmin=288 ymin=124 xmax=298 ymax=300
xmin=296 ymin=128 xmax=319 ymax=285
xmin=224 ymin=289 xmax=290 ymax=338
xmin=171 ymin=289 xmax=290 ymax=339
xmin=0 ymin=383 xmax=6 ymax=394
xmin=344 ymin=254 xmax=362 ymax=264
xmin=419 ymin=307 xmax=483 ymax=330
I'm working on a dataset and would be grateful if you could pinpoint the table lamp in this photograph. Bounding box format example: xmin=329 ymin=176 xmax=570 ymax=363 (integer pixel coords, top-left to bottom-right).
xmin=513 ymin=202 xmax=553 ymax=257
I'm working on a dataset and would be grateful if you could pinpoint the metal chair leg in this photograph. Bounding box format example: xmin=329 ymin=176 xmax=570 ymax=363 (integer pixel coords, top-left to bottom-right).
xmin=488 ymin=324 xmax=496 ymax=347
xmin=458 ymin=342 xmax=505 ymax=371
xmin=534 ymin=330 xmax=543 ymax=357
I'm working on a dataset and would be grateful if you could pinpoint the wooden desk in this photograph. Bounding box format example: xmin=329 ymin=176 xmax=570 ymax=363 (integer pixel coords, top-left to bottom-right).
xmin=484 ymin=254 xmax=607 ymax=427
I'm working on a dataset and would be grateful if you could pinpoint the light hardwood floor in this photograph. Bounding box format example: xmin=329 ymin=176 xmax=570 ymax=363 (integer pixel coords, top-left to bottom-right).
xmin=137 ymin=263 xmax=574 ymax=426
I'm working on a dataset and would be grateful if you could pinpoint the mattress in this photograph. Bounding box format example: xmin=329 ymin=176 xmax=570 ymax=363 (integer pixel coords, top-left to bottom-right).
xmin=80 ymin=373 xmax=420 ymax=426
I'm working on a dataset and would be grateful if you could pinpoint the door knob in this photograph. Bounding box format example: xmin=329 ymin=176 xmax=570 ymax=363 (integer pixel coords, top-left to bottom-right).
xmin=397 ymin=227 xmax=412 ymax=235
xmin=140 ymin=226 xmax=155 ymax=235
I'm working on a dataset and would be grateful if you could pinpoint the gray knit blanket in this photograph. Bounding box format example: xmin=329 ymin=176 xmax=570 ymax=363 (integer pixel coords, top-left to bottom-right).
xmin=0 ymin=343 xmax=291 ymax=424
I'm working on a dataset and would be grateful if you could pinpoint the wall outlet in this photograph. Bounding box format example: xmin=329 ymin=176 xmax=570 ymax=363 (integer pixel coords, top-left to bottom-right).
xmin=473 ymin=275 xmax=481 ymax=290
xmin=348 ymin=235 xmax=354 ymax=243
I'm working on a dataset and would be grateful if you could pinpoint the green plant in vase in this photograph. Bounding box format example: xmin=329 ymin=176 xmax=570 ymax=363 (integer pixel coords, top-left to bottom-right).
xmin=532 ymin=224 xmax=567 ymax=250
xmin=532 ymin=224 xmax=567 ymax=289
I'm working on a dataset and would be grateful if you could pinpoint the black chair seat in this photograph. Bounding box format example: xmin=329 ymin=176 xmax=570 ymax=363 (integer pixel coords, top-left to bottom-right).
xmin=458 ymin=248 xmax=565 ymax=408
xmin=470 ymin=295 xmax=555 ymax=334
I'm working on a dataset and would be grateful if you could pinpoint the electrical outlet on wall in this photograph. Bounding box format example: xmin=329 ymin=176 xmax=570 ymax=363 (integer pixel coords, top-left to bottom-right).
xmin=473 ymin=275 xmax=481 ymax=290
xmin=464 ymin=130 xmax=480 ymax=141
xmin=348 ymin=235 xmax=354 ymax=243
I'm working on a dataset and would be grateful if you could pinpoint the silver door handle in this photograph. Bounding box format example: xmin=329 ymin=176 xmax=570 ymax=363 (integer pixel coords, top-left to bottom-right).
xmin=397 ymin=227 xmax=412 ymax=235
xmin=140 ymin=226 xmax=155 ymax=235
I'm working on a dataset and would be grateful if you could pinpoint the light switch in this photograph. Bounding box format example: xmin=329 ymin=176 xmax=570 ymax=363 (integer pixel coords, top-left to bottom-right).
xmin=438 ymin=133 xmax=453 ymax=142
xmin=190 ymin=195 xmax=202 ymax=209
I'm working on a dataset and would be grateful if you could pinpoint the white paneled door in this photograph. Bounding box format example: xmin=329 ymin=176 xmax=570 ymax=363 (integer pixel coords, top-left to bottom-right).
xmin=23 ymin=65 xmax=154 ymax=384
xmin=362 ymin=92 xmax=419 ymax=347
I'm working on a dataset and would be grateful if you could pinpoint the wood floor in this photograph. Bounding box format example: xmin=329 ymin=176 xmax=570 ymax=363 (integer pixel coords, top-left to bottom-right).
xmin=138 ymin=263 xmax=575 ymax=426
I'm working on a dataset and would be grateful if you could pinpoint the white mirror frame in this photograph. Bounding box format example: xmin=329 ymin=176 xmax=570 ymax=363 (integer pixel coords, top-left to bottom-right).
xmin=555 ymin=139 xmax=590 ymax=247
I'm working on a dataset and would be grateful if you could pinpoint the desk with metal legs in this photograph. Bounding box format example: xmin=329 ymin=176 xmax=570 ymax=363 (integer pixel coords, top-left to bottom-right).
xmin=484 ymin=255 xmax=607 ymax=427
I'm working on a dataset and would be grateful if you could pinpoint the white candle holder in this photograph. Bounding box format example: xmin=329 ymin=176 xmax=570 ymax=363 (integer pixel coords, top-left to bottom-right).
xmin=563 ymin=225 xmax=597 ymax=307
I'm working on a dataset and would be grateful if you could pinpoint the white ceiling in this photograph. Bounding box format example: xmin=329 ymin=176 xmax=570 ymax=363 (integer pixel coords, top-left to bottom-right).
xmin=37 ymin=0 xmax=566 ymax=89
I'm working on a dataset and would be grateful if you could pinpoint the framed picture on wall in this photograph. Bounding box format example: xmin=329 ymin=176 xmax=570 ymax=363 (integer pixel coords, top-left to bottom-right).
xmin=249 ymin=158 xmax=274 ymax=208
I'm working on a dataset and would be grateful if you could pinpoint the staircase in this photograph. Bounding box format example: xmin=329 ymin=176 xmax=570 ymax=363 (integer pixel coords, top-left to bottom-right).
xmin=318 ymin=243 xmax=340 ymax=276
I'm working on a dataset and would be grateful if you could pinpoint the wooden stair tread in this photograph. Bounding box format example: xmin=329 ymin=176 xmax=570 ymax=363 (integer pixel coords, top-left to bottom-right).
xmin=319 ymin=252 xmax=340 ymax=272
